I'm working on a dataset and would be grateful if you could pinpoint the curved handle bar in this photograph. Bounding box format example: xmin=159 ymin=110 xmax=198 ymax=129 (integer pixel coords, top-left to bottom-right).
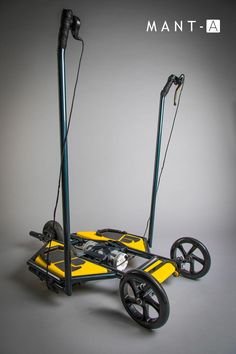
xmin=161 ymin=74 xmax=184 ymax=97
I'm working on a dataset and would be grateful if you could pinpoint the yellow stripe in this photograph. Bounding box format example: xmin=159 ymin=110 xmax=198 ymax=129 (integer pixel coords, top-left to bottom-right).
xmin=144 ymin=260 xmax=176 ymax=283
xmin=144 ymin=259 xmax=162 ymax=272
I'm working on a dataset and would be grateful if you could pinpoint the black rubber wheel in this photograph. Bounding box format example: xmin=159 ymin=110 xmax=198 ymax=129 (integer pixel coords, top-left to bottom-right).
xmin=120 ymin=269 xmax=169 ymax=329
xmin=43 ymin=220 xmax=64 ymax=242
xmin=170 ymin=237 xmax=211 ymax=279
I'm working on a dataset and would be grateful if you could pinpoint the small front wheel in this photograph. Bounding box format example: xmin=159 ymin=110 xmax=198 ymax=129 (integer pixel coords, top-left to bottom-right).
xmin=170 ymin=237 xmax=211 ymax=279
xmin=120 ymin=269 xmax=169 ymax=329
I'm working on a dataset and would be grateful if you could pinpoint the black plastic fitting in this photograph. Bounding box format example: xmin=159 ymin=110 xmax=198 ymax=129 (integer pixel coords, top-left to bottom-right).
xmin=71 ymin=16 xmax=81 ymax=40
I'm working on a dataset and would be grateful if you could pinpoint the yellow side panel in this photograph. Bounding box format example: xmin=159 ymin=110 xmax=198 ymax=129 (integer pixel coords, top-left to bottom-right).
xmin=144 ymin=260 xmax=176 ymax=283
xmin=151 ymin=263 xmax=176 ymax=283
xmin=119 ymin=234 xmax=147 ymax=252
xmin=35 ymin=246 xmax=109 ymax=279
xmin=35 ymin=255 xmax=65 ymax=278
xmin=70 ymin=260 xmax=109 ymax=277
xmin=76 ymin=231 xmax=110 ymax=242
xmin=76 ymin=231 xmax=147 ymax=252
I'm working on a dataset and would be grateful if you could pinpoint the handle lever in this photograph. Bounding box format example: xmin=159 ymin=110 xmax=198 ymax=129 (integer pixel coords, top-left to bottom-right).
xmin=71 ymin=16 xmax=81 ymax=40
xmin=29 ymin=231 xmax=50 ymax=242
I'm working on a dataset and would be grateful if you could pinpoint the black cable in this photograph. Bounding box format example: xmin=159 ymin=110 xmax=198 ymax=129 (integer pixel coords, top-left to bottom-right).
xmin=46 ymin=38 xmax=84 ymax=288
xmin=143 ymin=216 xmax=150 ymax=239
xmin=143 ymin=74 xmax=185 ymax=237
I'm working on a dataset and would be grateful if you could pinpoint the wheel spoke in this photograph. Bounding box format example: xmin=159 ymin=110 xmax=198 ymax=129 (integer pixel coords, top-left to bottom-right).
xmin=124 ymin=295 xmax=136 ymax=305
xmin=128 ymin=279 xmax=140 ymax=297
xmin=142 ymin=284 xmax=152 ymax=297
xmin=190 ymin=260 xmax=195 ymax=274
xmin=145 ymin=295 xmax=160 ymax=314
xmin=192 ymin=254 xmax=205 ymax=265
xmin=142 ymin=302 xmax=150 ymax=322
xmin=178 ymin=244 xmax=187 ymax=257
xmin=187 ymin=244 xmax=197 ymax=256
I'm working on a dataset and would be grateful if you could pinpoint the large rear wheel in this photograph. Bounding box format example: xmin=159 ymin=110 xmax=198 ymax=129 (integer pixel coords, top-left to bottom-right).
xmin=120 ymin=269 xmax=169 ymax=329
xmin=170 ymin=237 xmax=211 ymax=279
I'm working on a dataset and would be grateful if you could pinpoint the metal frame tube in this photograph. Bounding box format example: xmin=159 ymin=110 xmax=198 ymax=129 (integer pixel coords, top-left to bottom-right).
xmin=58 ymin=48 xmax=72 ymax=295
xmin=148 ymin=94 xmax=165 ymax=247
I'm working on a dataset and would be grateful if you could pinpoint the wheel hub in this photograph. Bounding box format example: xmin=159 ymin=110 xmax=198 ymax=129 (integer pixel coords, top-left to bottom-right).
xmin=136 ymin=297 xmax=142 ymax=306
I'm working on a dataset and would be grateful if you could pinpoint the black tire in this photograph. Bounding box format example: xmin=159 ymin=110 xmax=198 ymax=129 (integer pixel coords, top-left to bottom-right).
xmin=120 ymin=269 xmax=169 ymax=329
xmin=170 ymin=237 xmax=211 ymax=279
xmin=43 ymin=220 xmax=64 ymax=242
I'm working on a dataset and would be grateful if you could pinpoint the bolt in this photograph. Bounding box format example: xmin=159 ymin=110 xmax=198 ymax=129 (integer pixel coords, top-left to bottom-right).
xmin=136 ymin=298 xmax=142 ymax=306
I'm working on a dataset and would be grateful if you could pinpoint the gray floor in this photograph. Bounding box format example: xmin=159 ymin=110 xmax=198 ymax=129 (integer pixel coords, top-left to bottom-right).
xmin=1 ymin=235 xmax=236 ymax=354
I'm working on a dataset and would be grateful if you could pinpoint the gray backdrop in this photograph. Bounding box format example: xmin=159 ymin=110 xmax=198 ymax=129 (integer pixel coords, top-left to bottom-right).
xmin=0 ymin=0 xmax=235 ymax=353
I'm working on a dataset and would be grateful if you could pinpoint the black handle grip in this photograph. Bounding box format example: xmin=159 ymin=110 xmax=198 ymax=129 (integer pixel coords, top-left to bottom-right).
xmin=58 ymin=9 xmax=73 ymax=49
xmin=161 ymin=75 xmax=176 ymax=97
xmin=29 ymin=230 xmax=44 ymax=240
